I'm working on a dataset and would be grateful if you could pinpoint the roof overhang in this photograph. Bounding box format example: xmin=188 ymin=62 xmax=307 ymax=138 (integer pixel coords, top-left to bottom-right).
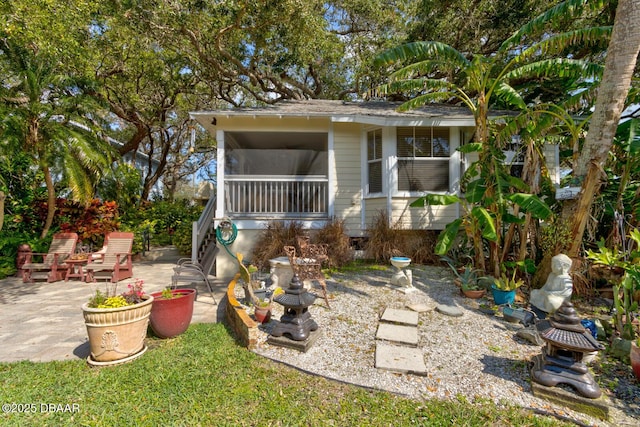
xmin=190 ymin=100 xmax=487 ymax=133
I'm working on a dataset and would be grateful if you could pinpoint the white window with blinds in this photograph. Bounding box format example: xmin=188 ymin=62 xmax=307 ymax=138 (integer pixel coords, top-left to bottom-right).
xmin=367 ymin=129 xmax=383 ymax=194
xmin=396 ymin=127 xmax=450 ymax=192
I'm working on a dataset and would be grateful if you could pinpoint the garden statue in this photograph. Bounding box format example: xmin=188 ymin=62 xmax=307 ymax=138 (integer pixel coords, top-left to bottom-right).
xmin=529 ymin=254 xmax=573 ymax=320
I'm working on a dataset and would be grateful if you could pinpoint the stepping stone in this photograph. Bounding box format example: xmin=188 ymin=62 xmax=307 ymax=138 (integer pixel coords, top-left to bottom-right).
xmin=435 ymin=303 xmax=463 ymax=317
xmin=406 ymin=303 xmax=434 ymax=313
xmin=380 ymin=308 xmax=419 ymax=326
xmin=376 ymin=323 xmax=418 ymax=347
xmin=375 ymin=343 xmax=427 ymax=375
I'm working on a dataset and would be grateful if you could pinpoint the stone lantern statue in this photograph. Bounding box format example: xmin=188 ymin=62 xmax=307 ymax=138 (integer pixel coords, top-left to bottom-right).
xmin=531 ymin=301 xmax=605 ymax=399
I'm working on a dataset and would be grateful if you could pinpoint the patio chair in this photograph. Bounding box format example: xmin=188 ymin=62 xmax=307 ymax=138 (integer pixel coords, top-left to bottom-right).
xmin=283 ymin=245 xmax=330 ymax=309
xmin=296 ymin=236 xmax=329 ymax=266
xmin=171 ymin=243 xmax=219 ymax=303
xmin=85 ymin=232 xmax=134 ymax=283
xmin=22 ymin=232 xmax=78 ymax=283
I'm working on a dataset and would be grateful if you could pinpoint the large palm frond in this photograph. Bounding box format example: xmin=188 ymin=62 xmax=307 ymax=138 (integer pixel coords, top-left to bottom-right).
xmin=491 ymin=81 xmax=527 ymax=110
xmin=504 ymin=58 xmax=604 ymax=81
xmin=374 ymin=41 xmax=470 ymax=69
xmin=515 ymin=26 xmax=612 ymax=63
xmin=500 ymin=0 xmax=609 ymax=52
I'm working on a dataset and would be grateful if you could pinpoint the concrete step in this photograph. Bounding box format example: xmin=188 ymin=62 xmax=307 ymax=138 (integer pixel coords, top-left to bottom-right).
xmin=141 ymin=246 xmax=182 ymax=262
xmin=375 ymin=343 xmax=427 ymax=375
xmin=380 ymin=308 xmax=419 ymax=326
xmin=376 ymin=323 xmax=419 ymax=347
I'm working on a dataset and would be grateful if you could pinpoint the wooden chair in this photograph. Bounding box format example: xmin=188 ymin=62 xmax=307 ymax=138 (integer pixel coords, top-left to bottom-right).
xmin=85 ymin=232 xmax=134 ymax=283
xmin=22 ymin=232 xmax=78 ymax=283
xmin=283 ymin=245 xmax=330 ymax=309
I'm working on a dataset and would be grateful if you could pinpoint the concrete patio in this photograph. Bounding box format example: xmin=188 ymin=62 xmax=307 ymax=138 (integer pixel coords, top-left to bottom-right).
xmin=0 ymin=248 xmax=228 ymax=363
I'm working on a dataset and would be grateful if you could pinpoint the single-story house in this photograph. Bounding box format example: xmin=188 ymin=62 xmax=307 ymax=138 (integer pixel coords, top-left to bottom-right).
xmin=190 ymin=100 xmax=560 ymax=278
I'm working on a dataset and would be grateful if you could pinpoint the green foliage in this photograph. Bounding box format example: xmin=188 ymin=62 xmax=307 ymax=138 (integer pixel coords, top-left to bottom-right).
xmin=160 ymin=288 xmax=176 ymax=300
xmin=413 ymin=159 xmax=552 ymax=273
xmin=492 ymin=269 xmax=524 ymax=291
xmin=539 ymin=217 xmax=572 ymax=257
xmin=172 ymin=219 xmax=195 ymax=256
xmin=377 ymin=0 xmax=613 ymax=275
xmin=87 ymin=279 xmax=145 ymax=308
xmin=120 ymin=199 xmax=202 ymax=254
xmin=408 ymin=0 xmax=562 ymax=55
xmin=88 ymin=292 xmax=130 ymax=309
xmin=586 ymin=228 xmax=640 ymax=341
xmin=444 ymin=261 xmax=481 ymax=291
xmin=143 ymin=199 xmax=201 ymax=246
xmin=596 ymin=118 xmax=640 ymax=234
xmin=97 ymin=163 xmax=143 ymax=213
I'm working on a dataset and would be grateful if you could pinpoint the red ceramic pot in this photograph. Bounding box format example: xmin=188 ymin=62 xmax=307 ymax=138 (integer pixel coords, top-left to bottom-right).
xmin=149 ymin=289 xmax=196 ymax=338
xmin=631 ymin=342 xmax=640 ymax=381
xmin=254 ymin=305 xmax=272 ymax=324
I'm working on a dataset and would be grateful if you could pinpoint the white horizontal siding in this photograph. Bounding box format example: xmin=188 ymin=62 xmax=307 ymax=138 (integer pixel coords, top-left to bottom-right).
xmin=391 ymin=199 xmax=457 ymax=230
xmin=333 ymin=123 xmax=363 ymax=235
xmin=364 ymin=198 xmax=388 ymax=229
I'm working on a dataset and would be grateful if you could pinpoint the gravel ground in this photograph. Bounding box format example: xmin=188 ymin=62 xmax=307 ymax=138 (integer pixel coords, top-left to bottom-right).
xmin=238 ymin=265 xmax=639 ymax=426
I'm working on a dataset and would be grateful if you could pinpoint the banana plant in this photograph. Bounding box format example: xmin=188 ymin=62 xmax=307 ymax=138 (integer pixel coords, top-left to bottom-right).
xmin=411 ymin=142 xmax=552 ymax=275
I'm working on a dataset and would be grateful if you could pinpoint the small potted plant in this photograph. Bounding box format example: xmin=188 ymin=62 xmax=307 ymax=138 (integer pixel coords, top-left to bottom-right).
xmin=253 ymin=287 xmax=284 ymax=324
xmin=149 ymin=287 xmax=197 ymax=338
xmin=253 ymin=298 xmax=272 ymax=324
xmin=442 ymin=257 xmax=485 ymax=298
xmin=82 ymin=279 xmax=153 ymax=366
xmin=491 ymin=269 xmax=523 ymax=305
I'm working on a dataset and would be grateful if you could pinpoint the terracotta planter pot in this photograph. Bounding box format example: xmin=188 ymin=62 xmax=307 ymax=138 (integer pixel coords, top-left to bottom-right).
xmin=254 ymin=305 xmax=272 ymax=324
xmin=462 ymin=288 xmax=486 ymax=299
xmin=82 ymin=295 xmax=154 ymax=365
xmin=631 ymin=342 xmax=640 ymax=381
xmin=149 ymin=289 xmax=196 ymax=338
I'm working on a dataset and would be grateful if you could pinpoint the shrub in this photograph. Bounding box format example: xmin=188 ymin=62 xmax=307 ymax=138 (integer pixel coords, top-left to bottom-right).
xmin=250 ymin=221 xmax=305 ymax=270
xmin=313 ymin=217 xmax=352 ymax=267
xmin=173 ymin=220 xmax=195 ymax=256
xmin=364 ymin=211 xmax=439 ymax=265
xmin=0 ymin=232 xmax=51 ymax=279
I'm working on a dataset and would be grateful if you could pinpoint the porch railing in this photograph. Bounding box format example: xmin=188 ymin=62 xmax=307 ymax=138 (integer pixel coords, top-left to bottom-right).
xmin=224 ymin=175 xmax=328 ymax=217
xmin=192 ymin=195 xmax=217 ymax=262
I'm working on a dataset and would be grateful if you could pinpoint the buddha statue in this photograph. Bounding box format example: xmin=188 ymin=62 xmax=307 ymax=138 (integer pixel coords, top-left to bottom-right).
xmin=530 ymin=254 xmax=573 ymax=320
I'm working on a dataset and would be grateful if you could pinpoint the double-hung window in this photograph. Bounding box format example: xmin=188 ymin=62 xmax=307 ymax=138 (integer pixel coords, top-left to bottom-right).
xmin=367 ymin=129 xmax=383 ymax=194
xmin=397 ymin=127 xmax=450 ymax=192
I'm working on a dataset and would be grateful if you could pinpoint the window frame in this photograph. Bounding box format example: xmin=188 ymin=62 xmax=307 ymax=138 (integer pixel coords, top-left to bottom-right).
xmin=395 ymin=126 xmax=451 ymax=195
xmin=366 ymin=128 xmax=384 ymax=195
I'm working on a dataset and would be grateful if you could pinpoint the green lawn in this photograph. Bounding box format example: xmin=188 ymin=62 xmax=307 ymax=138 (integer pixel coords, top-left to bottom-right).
xmin=0 ymin=323 xmax=572 ymax=426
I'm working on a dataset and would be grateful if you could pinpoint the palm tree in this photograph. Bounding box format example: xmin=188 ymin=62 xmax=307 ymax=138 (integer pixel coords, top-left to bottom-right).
xmin=0 ymin=37 xmax=114 ymax=238
xmin=561 ymin=0 xmax=640 ymax=258
xmin=374 ymin=1 xmax=607 ymax=277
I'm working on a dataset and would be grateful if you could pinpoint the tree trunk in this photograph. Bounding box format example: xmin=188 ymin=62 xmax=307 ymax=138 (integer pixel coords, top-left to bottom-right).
xmin=41 ymin=165 xmax=56 ymax=239
xmin=0 ymin=190 xmax=5 ymax=232
xmin=560 ymin=0 xmax=640 ymax=258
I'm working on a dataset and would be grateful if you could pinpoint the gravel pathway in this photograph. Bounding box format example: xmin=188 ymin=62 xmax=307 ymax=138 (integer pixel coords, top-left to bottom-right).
xmin=241 ymin=265 xmax=638 ymax=427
